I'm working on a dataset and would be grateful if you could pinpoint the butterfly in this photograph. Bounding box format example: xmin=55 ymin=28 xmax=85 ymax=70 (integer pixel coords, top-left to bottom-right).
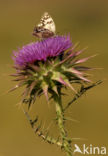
xmin=32 ymin=12 xmax=56 ymax=39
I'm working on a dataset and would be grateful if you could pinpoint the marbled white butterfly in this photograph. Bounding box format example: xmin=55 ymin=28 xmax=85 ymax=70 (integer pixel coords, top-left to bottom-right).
xmin=33 ymin=12 xmax=56 ymax=39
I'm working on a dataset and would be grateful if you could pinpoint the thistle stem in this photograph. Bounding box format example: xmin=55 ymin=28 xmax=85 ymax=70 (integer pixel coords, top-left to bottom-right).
xmin=54 ymin=91 xmax=72 ymax=156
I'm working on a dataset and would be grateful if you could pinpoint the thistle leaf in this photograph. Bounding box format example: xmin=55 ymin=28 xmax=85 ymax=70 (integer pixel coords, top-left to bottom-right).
xmin=64 ymin=80 xmax=102 ymax=111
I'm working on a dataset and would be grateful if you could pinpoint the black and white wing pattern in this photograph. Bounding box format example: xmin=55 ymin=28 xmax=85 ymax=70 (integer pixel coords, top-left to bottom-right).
xmin=33 ymin=12 xmax=56 ymax=39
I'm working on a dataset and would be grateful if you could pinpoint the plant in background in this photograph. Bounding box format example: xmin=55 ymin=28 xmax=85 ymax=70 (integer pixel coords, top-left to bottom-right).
xmin=10 ymin=12 xmax=102 ymax=156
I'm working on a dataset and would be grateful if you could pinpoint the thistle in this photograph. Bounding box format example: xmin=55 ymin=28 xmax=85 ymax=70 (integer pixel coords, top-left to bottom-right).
xmin=11 ymin=34 xmax=102 ymax=156
xmin=12 ymin=35 xmax=92 ymax=105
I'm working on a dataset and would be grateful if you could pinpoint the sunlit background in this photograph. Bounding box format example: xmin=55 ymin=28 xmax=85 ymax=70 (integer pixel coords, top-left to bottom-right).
xmin=0 ymin=0 xmax=108 ymax=156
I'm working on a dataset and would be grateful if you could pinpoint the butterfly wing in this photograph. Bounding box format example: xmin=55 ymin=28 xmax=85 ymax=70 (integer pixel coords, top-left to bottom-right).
xmin=33 ymin=12 xmax=56 ymax=38
xmin=39 ymin=12 xmax=56 ymax=33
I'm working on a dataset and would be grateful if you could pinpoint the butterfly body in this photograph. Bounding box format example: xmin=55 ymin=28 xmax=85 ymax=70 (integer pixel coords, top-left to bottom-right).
xmin=33 ymin=12 xmax=56 ymax=39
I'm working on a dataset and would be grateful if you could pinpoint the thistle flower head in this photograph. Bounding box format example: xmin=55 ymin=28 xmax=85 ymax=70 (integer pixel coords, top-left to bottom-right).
xmin=12 ymin=35 xmax=92 ymax=108
xmin=13 ymin=35 xmax=72 ymax=66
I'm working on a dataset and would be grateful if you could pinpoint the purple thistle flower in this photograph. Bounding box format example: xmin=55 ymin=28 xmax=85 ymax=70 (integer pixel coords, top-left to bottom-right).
xmin=13 ymin=35 xmax=72 ymax=66
xmin=11 ymin=34 xmax=94 ymax=109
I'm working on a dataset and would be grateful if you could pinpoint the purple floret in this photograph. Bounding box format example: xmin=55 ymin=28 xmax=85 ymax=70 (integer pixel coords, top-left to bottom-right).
xmin=13 ymin=35 xmax=72 ymax=66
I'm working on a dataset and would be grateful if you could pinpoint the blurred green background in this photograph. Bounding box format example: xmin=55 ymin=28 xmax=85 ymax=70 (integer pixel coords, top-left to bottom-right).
xmin=0 ymin=0 xmax=108 ymax=156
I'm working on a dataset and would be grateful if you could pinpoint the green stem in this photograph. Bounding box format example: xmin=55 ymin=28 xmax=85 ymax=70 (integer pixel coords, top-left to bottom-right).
xmin=54 ymin=91 xmax=72 ymax=156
